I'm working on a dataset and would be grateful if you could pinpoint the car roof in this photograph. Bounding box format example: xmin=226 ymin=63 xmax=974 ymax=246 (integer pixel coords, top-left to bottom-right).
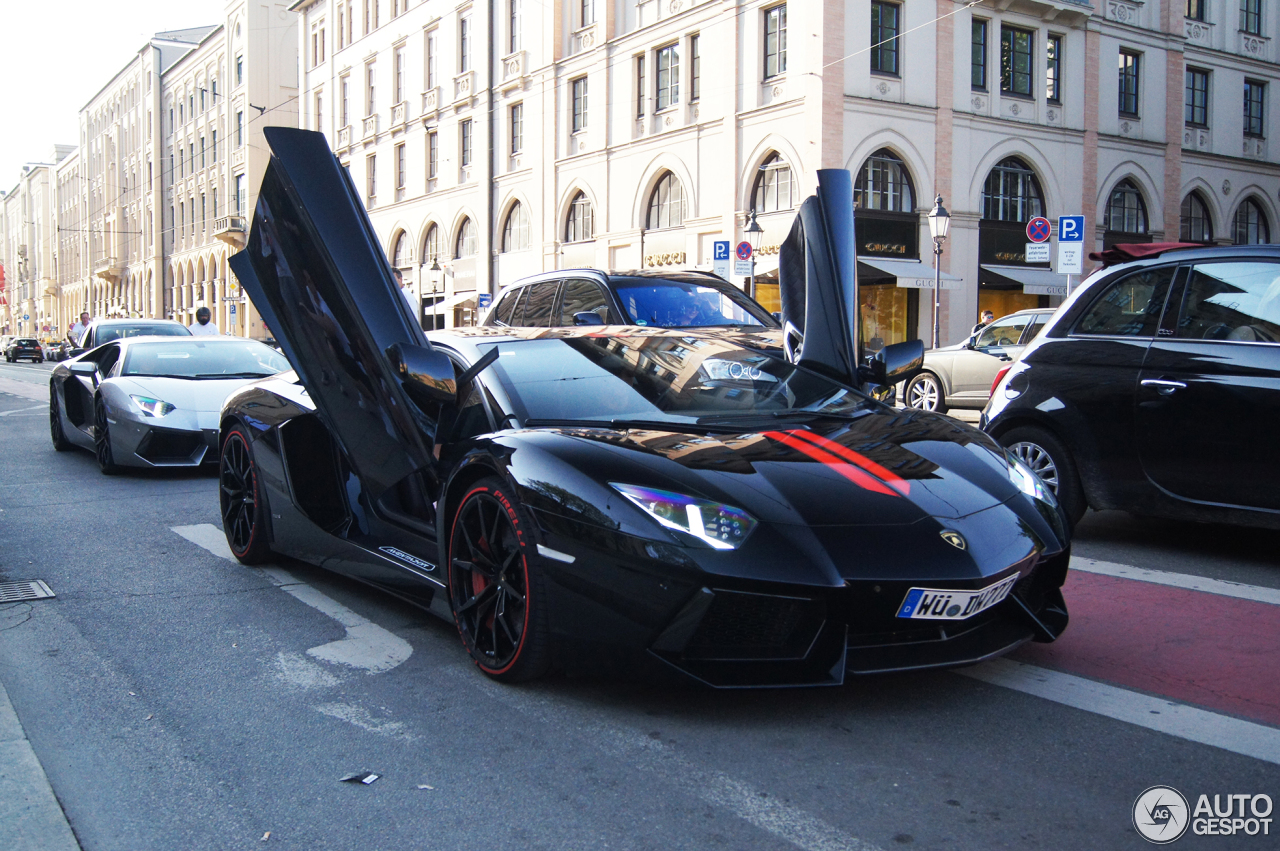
xmin=1095 ymin=243 xmax=1280 ymax=271
xmin=500 ymin=267 xmax=730 ymax=291
xmin=89 ymin=318 xmax=187 ymax=326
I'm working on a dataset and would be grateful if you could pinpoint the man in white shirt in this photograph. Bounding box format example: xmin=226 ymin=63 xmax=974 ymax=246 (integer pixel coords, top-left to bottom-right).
xmin=190 ymin=306 xmax=220 ymax=336
xmin=69 ymin=312 xmax=90 ymax=344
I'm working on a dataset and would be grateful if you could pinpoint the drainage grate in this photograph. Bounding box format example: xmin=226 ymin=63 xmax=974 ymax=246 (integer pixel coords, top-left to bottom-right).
xmin=0 ymin=580 xmax=56 ymax=603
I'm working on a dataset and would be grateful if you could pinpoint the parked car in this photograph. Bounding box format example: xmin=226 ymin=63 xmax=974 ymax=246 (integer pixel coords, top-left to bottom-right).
xmin=902 ymin=308 xmax=1055 ymax=413
xmin=71 ymin=318 xmax=192 ymax=354
xmin=485 ymin=269 xmax=779 ymax=331
xmin=984 ymin=243 xmax=1280 ymax=529
xmin=44 ymin=340 xmax=71 ymax=362
xmin=5 ymin=337 xmax=44 ymax=363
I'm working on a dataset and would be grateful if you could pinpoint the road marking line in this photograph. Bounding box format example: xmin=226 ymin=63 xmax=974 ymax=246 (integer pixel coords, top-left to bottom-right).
xmin=461 ymin=670 xmax=883 ymax=851
xmin=170 ymin=524 xmax=411 ymax=674
xmin=313 ymin=702 xmax=418 ymax=742
xmin=958 ymin=658 xmax=1280 ymax=766
xmin=0 ymin=405 xmax=45 ymax=417
xmin=1071 ymin=557 xmax=1280 ymax=606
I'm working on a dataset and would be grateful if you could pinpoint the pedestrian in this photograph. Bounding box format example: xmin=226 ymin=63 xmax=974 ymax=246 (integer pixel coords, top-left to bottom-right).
xmin=394 ymin=268 xmax=417 ymax=315
xmin=971 ymin=309 xmax=995 ymax=336
xmin=191 ymin=306 xmax=220 ymax=336
xmin=69 ymin=312 xmax=91 ymax=344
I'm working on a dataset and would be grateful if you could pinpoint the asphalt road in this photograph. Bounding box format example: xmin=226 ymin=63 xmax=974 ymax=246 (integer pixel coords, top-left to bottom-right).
xmin=1 ymin=359 xmax=1276 ymax=850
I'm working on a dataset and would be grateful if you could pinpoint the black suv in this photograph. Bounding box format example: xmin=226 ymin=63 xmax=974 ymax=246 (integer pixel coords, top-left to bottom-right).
xmin=5 ymin=338 xmax=44 ymax=363
xmin=983 ymin=244 xmax=1280 ymax=529
xmin=485 ymin=269 xmax=779 ymax=330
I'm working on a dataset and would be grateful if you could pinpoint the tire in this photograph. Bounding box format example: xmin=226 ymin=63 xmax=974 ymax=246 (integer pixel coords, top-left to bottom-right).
xmin=93 ymin=395 xmax=120 ymax=475
xmin=903 ymin=371 xmax=948 ymax=414
xmin=447 ymin=477 xmax=551 ymax=682
xmin=1001 ymin=425 xmax=1086 ymax=527
xmin=50 ymin=385 xmax=72 ymax=451
xmin=219 ymin=428 xmax=272 ymax=565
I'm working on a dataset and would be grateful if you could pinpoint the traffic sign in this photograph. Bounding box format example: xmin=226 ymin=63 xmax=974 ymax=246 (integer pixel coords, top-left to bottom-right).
xmin=734 ymin=260 xmax=753 ymax=276
xmin=1056 ymin=243 xmax=1083 ymax=275
xmin=1026 ymin=217 xmax=1051 ymax=243
xmin=22 ymin=313 xmax=29 ymax=320
xmin=736 ymin=241 xmax=753 ymax=261
xmin=478 ymin=293 xmax=492 ymax=309
xmin=1025 ymin=243 xmax=1051 ymax=263
xmin=712 ymin=240 xmax=731 ymax=279
xmin=1058 ymin=215 xmax=1085 ymax=243
xmin=230 ymin=304 xmax=237 ymax=314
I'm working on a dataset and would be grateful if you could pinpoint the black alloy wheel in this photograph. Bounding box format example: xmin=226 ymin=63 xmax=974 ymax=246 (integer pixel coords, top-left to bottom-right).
xmin=1002 ymin=425 xmax=1086 ymax=528
xmin=904 ymin=372 xmax=948 ymax=414
xmin=49 ymin=386 xmax=71 ymax=451
xmin=447 ymin=478 xmax=550 ymax=682
xmin=219 ymin=429 xmax=271 ymax=564
xmin=93 ymin=396 xmax=120 ymax=475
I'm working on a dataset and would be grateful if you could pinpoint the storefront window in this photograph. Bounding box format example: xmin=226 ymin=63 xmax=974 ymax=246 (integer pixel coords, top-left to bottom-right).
xmin=752 ymin=153 xmax=794 ymax=213
xmin=855 ymin=149 xmax=915 ymax=213
xmin=981 ymin=158 xmax=1044 ymax=222
xmin=1180 ymin=192 xmax=1213 ymax=243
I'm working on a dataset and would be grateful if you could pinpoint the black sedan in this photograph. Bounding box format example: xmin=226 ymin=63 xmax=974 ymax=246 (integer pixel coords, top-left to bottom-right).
xmin=220 ymin=127 xmax=1070 ymax=687
xmin=985 ymin=243 xmax=1280 ymax=529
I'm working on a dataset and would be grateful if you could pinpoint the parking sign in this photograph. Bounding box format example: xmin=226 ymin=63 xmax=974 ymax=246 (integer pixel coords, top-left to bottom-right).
xmin=1058 ymin=216 xmax=1085 ymax=243
xmin=713 ymin=240 xmax=731 ymax=278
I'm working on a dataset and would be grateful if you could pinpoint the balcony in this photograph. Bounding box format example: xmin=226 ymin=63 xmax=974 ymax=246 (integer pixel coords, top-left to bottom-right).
xmin=571 ymin=25 xmax=598 ymax=55
xmin=453 ymin=71 xmax=474 ymax=106
xmin=93 ymin=255 xmax=123 ymax=282
xmin=337 ymin=124 xmax=352 ymax=150
xmin=213 ymin=216 xmax=247 ymax=248
xmin=362 ymin=114 xmax=379 ymax=141
xmin=391 ymin=101 xmax=407 ymax=132
xmin=421 ymin=88 xmax=440 ymax=120
xmin=500 ymin=51 xmax=526 ymax=91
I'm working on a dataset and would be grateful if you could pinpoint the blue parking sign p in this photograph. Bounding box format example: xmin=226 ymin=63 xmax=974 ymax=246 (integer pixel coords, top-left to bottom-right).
xmin=1058 ymin=215 xmax=1085 ymax=243
xmin=713 ymin=240 xmax=731 ymax=261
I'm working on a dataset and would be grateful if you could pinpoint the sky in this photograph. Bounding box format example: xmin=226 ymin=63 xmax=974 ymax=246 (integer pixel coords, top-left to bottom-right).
xmin=0 ymin=0 xmax=228 ymax=190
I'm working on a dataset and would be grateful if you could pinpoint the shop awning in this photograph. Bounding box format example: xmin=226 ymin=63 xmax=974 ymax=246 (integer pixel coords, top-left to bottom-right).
xmin=857 ymin=257 xmax=963 ymax=290
xmin=424 ymin=291 xmax=478 ymax=314
xmin=980 ymin=264 xmax=1070 ymax=295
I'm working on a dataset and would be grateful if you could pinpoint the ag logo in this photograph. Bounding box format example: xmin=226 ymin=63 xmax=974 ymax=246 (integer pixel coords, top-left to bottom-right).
xmin=1134 ymin=786 xmax=1190 ymax=844
xmin=940 ymin=530 xmax=967 ymax=550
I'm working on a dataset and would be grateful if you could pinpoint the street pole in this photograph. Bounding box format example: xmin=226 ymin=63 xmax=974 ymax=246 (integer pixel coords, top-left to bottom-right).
xmin=932 ymin=240 xmax=941 ymax=350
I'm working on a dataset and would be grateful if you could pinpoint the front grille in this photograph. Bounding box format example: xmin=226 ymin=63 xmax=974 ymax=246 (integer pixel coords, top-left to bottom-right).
xmin=684 ymin=590 xmax=825 ymax=661
xmin=137 ymin=428 xmax=202 ymax=462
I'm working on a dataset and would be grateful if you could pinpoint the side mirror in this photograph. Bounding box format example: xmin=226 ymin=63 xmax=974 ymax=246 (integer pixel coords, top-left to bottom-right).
xmin=964 ymin=334 xmax=979 ymax=350
xmin=385 ymin=342 xmax=457 ymax=408
xmin=858 ymin=339 xmax=925 ymax=387
xmin=68 ymin=361 xmax=97 ymax=377
xmin=572 ymin=311 xmax=605 ymax=326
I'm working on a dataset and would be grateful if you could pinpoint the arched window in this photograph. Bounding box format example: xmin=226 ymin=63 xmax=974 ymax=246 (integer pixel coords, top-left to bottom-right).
xmin=565 ymin=191 xmax=594 ymax=242
xmin=1106 ymin=179 xmax=1148 ymax=234
xmin=752 ymin=153 xmax=795 ymax=213
xmin=854 ymin=149 xmax=914 ymax=213
xmin=454 ymin=217 xmax=477 ymax=258
xmin=646 ymin=171 xmax=685 ymax=229
xmin=501 ymin=201 xmax=530 ymax=252
xmin=390 ymin=231 xmax=410 ymax=268
xmin=1234 ymin=197 xmax=1271 ymax=245
xmin=981 ymin=158 xmax=1044 ymax=222
xmin=421 ymin=223 xmax=440 ymax=264
xmin=1180 ymin=192 xmax=1213 ymax=243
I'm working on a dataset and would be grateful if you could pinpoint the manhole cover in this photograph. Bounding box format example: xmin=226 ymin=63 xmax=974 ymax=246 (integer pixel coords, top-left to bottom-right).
xmin=0 ymin=580 xmax=56 ymax=603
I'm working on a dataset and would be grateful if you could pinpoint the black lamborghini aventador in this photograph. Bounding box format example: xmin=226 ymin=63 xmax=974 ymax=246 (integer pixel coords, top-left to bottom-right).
xmin=220 ymin=127 xmax=1070 ymax=687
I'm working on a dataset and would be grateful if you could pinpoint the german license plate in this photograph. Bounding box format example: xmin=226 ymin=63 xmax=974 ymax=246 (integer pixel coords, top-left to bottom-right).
xmin=895 ymin=573 xmax=1019 ymax=620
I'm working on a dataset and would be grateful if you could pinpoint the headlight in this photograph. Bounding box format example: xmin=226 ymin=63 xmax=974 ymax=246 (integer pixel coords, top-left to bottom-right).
xmin=1005 ymin=452 xmax=1057 ymax=508
xmin=130 ymin=395 xmax=176 ymax=417
xmin=610 ymin=483 xmax=757 ymax=550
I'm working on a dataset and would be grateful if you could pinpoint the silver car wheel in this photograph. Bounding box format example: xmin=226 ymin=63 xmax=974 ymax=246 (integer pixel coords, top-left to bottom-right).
xmin=1009 ymin=440 xmax=1059 ymax=492
xmin=905 ymin=374 xmax=942 ymax=411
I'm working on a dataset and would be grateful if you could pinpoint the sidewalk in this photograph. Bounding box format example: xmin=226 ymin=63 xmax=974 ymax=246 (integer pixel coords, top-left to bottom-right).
xmin=0 ymin=680 xmax=80 ymax=851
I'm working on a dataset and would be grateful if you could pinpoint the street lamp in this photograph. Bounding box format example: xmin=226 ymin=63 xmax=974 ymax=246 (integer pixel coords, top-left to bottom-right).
xmin=745 ymin=209 xmax=764 ymax=298
xmin=927 ymin=194 xmax=951 ymax=349
xmin=428 ymin=257 xmax=441 ymax=330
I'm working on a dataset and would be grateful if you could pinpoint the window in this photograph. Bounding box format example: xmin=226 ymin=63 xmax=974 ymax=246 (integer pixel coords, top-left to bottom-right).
xmin=394 ymin=46 xmax=405 ymax=103
xmin=236 ymin=55 xmax=244 ymax=87
xmin=395 ymin=143 xmax=406 ymax=193
xmin=365 ymin=62 xmax=376 ymax=115
xmin=636 ymin=55 xmax=646 ymax=117
xmin=566 ymin=191 xmax=594 ymax=242
xmin=235 ymin=173 xmax=245 ymax=213
xmin=981 ymin=158 xmax=1044 ymax=221
xmin=455 ymin=217 xmax=477 ymax=257
xmin=521 ymin=282 xmax=558 ymax=327
xmin=460 ymin=16 xmax=471 ymax=72
xmin=366 ymin=153 xmax=376 ymax=200
xmin=178 ymin=147 xmax=184 ymax=178
xmin=1245 ymin=80 xmax=1265 ymax=137
xmin=646 ymin=171 xmax=685 ymax=229
xmin=972 ymin=19 xmax=988 ymax=90
xmin=581 ymin=0 xmax=594 ymax=27
xmin=691 ymin=35 xmax=701 ymax=102
xmin=200 ymin=87 xmax=206 ymax=111
xmin=1186 ymin=0 xmax=1205 ymax=20
xmin=510 ymin=103 xmax=524 ymax=154
xmin=976 ymin=315 xmax=1031 ymax=349
xmin=1106 ymin=179 xmax=1148 ymax=234
xmin=1074 ymin=267 xmax=1176 ymax=337
xmin=1046 ymin=34 xmax=1062 ymax=103
xmin=753 ymin=152 xmax=795 ymax=213
xmin=311 ymin=21 xmax=326 ymax=67
xmin=315 ymin=92 xmax=324 ymax=131
xmin=572 ymin=76 xmax=588 ymax=131
xmin=341 ymin=76 xmax=351 ymax=125
xmin=855 ymin=148 xmax=914 ymax=212
xmin=428 ymin=131 xmax=438 ymax=178
xmin=656 ymin=45 xmax=679 ymax=109
xmin=871 ymin=2 xmax=900 ymax=76
xmin=391 ymin=231 xmax=408 ymax=269
xmin=1001 ymin=26 xmax=1033 ymax=96
xmin=560 ymin=279 xmax=608 ymax=324
xmin=502 ymin=202 xmax=530 ymax=252
xmin=1234 ymin=198 xmax=1271 ymax=244
xmin=236 ymin=110 xmax=245 ymax=146
xmin=337 ymin=3 xmax=346 ymax=47
xmin=1186 ymin=68 xmax=1209 ymax=126
xmin=426 ymin=30 xmax=438 ymax=88
xmin=1241 ymin=0 xmax=1262 ymax=35
xmin=1177 ymin=261 xmax=1280 ymax=340
xmin=510 ymin=0 xmax=521 ymax=54
xmin=422 ymin=224 xmax=440 ymax=264
xmin=1118 ymin=50 xmax=1140 ymax=116
xmin=764 ymin=5 xmax=787 ymax=79
xmin=211 ymin=130 xmax=217 ymax=160
xmin=460 ymin=119 xmax=473 ymax=166
xmin=1181 ymin=193 xmax=1213 ymax=242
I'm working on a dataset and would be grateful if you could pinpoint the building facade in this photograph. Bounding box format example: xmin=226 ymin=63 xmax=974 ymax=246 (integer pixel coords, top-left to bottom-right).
xmin=291 ymin=0 xmax=1280 ymax=347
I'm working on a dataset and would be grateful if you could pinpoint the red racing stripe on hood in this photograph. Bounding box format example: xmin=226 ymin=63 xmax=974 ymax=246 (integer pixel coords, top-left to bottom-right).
xmin=762 ymin=431 xmax=900 ymax=497
xmin=787 ymin=430 xmax=911 ymax=496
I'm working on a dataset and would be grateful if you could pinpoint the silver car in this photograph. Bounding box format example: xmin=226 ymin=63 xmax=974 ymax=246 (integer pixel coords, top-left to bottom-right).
xmin=902 ymin=308 xmax=1054 ymax=413
xmin=49 ymin=336 xmax=291 ymax=473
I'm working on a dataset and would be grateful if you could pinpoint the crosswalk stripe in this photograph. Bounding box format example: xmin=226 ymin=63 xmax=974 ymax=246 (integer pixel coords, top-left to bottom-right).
xmin=1071 ymin=557 xmax=1280 ymax=606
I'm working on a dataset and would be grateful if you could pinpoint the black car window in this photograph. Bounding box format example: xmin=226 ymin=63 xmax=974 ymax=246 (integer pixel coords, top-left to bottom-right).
xmin=520 ymin=282 xmax=560 ymax=327
xmin=493 ymin=288 xmax=521 ymax=325
xmin=559 ymin=278 xmax=610 ymax=324
xmin=1020 ymin=314 xmax=1051 ymax=344
xmin=1073 ymin=266 xmax=1176 ymax=337
xmin=1175 ymin=262 xmax=1280 ymax=343
xmin=95 ymin=344 xmax=123 ymax=375
xmin=976 ymin=316 xmax=1029 ymax=348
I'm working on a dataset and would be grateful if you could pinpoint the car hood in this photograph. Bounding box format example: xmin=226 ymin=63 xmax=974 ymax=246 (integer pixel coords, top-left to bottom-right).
xmin=111 ymin=376 xmax=268 ymax=413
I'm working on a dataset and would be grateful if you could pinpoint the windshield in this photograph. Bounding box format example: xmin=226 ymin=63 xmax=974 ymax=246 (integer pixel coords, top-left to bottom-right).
xmin=612 ymin=279 xmax=774 ymax=328
xmin=97 ymin=324 xmax=192 ymax=344
xmin=121 ymin=339 xmax=291 ymax=379
xmin=485 ymin=335 xmax=870 ymax=425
